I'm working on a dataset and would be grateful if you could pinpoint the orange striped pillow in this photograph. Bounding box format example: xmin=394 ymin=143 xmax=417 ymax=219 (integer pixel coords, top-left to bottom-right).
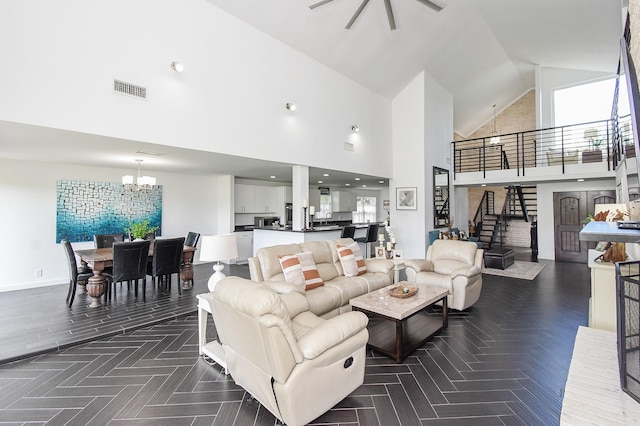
xmin=296 ymin=252 xmax=324 ymax=290
xmin=278 ymin=254 xmax=304 ymax=286
xmin=337 ymin=243 xmax=367 ymax=277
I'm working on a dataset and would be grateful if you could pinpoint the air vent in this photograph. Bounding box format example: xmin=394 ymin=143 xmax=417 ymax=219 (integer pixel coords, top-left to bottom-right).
xmin=344 ymin=142 xmax=354 ymax=151
xmin=113 ymin=79 xmax=147 ymax=100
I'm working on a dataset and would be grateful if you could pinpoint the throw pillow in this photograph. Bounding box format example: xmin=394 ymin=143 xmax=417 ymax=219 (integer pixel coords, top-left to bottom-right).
xmin=296 ymin=251 xmax=324 ymax=290
xmin=278 ymin=254 xmax=304 ymax=286
xmin=337 ymin=243 xmax=367 ymax=277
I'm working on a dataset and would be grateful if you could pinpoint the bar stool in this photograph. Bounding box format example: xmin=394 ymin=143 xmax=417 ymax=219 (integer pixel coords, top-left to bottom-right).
xmin=341 ymin=225 xmax=356 ymax=239
xmin=354 ymin=223 xmax=379 ymax=258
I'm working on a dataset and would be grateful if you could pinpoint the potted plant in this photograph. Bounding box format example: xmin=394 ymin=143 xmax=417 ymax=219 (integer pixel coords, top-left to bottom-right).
xmin=126 ymin=220 xmax=158 ymax=241
xmin=583 ymin=128 xmax=603 ymax=163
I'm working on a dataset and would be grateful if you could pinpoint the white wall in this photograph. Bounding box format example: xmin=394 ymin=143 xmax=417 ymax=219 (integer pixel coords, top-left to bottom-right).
xmin=0 ymin=0 xmax=392 ymax=181
xmin=391 ymin=72 xmax=453 ymax=259
xmin=424 ymin=73 xmax=455 ymax=233
xmin=392 ymin=73 xmax=426 ymax=258
xmin=537 ymin=178 xmax=616 ymax=260
xmin=0 ymin=159 xmax=226 ymax=291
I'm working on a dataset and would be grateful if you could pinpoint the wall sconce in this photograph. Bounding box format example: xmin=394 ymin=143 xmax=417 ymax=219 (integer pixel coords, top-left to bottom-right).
xmin=351 ymin=125 xmax=360 ymax=132
xmin=171 ymin=61 xmax=184 ymax=72
xmin=285 ymin=102 xmax=296 ymax=111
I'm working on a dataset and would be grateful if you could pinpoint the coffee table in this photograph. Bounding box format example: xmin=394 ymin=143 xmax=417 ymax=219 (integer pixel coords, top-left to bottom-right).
xmin=349 ymin=282 xmax=448 ymax=363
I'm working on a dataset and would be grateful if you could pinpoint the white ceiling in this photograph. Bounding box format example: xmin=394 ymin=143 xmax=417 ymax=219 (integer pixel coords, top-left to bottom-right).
xmin=0 ymin=1 xmax=624 ymax=188
xmin=206 ymin=0 xmax=622 ymax=136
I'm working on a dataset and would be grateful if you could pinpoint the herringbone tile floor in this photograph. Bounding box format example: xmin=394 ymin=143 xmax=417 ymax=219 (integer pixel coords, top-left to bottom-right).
xmin=0 ymin=254 xmax=590 ymax=425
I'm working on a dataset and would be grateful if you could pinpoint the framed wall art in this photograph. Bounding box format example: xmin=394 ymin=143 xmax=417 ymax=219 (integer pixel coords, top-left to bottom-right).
xmin=396 ymin=187 xmax=417 ymax=210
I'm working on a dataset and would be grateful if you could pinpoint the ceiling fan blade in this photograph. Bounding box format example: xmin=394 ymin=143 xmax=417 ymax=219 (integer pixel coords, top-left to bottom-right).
xmin=309 ymin=0 xmax=334 ymax=10
xmin=384 ymin=0 xmax=396 ymax=30
xmin=415 ymin=0 xmax=443 ymax=12
xmin=345 ymin=0 xmax=371 ymax=29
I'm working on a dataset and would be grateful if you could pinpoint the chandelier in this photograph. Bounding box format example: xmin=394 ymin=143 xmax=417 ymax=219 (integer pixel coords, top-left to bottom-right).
xmin=122 ymin=159 xmax=156 ymax=187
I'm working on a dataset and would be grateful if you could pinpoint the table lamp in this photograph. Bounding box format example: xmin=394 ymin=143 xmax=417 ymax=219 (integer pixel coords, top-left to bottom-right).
xmin=199 ymin=234 xmax=239 ymax=291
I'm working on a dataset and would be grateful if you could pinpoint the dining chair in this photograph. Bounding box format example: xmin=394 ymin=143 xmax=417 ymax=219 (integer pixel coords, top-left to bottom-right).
xmin=147 ymin=237 xmax=185 ymax=295
xmin=93 ymin=233 xmax=125 ymax=248
xmin=354 ymin=223 xmax=379 ymax=258
xmin=185 ymin=232 xmax=200 ymax=248
xmin=62 ymin=239 xmax=93 ymax=308
xmin=103 ymin=240 xmax=151 ymax=301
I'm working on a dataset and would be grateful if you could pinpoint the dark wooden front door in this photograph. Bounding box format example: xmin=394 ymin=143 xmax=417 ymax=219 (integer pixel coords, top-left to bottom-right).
xmin=553 ymin=190 xmax=615 ymax=263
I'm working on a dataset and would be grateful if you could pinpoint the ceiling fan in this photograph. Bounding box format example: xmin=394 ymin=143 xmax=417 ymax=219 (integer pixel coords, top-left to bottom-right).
xmin=309 ymin=0 xmax=443 ymax=30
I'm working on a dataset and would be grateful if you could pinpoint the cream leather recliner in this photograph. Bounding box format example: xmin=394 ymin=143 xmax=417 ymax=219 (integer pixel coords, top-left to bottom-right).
xmin=404 ymin=239 xmax=483 ymax=311
xmin=208 ymin=276 xmax=369 ymax=426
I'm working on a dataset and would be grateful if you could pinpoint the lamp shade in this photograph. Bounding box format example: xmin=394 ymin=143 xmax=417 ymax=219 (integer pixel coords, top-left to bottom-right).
xmin=199 ymin=234 xmax=239 ymax=262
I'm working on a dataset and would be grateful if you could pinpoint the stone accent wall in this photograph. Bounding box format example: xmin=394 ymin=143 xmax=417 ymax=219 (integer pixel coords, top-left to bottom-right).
xmin=503 ymin=219 xmax=532 ymax=247
xmin=467 ymin=90 xmax=536 ymax=139
xmin=454 ymin=90 xmax=537 ymax=172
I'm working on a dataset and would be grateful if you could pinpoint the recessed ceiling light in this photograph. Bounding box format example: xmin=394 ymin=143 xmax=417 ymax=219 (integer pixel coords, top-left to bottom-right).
xmin=362 ymin=185 xmax=367 ymax=188
xmin=171 ymin=61 xmax=184 ymax=72
xmin=345 ymin=183 xmax=351 ymax=186
xmin=355 ymin=177 xmax=361 ymax=181
xmin=379 ymin=180 xmax=385 ymax=184
xmin=285 ymin=102 xmax=296 ymax=111
xmin=481 ymin=184 xmax=487 ymax=187
xmin=577 ymin=178 xmax=585 ymax=182
xmin=351 ymin=125 xmax=359 ymax=132
xmin=318 ymin=180 xmax=323 ymax=184
xmin=270 ymin=175 xmax=277 ymax=179
xmin=323 ymin=173 xmax=329 ymax=177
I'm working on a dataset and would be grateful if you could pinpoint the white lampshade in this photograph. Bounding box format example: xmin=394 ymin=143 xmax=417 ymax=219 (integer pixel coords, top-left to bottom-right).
xmin=200 ymin=234 xmax=239 ymax=291
xmin=137 ymin=175 xmax=156 ymax=186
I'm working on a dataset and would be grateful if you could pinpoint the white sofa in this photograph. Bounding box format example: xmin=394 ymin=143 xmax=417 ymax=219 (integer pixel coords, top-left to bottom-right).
xmin=404 ymin=239 xmax=483 ymax=311
xmin=248 ymin=237 xmax=395 ymax=318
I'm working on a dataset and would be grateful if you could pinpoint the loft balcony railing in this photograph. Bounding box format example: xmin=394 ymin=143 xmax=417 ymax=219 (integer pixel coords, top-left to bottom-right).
xmin=452 ymin=117 xmax=634 ymax=179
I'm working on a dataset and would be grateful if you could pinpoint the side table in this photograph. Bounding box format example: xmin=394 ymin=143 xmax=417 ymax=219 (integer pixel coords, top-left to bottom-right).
xmin=392 ymin=259 xmax=405 ymax=283
xmin=196 ymin=293 xmax=227 ymax=374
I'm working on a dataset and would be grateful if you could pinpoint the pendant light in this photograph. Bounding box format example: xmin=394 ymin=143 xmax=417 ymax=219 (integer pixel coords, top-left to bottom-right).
xmin=490 ymin=104 xmax=500 ymax=145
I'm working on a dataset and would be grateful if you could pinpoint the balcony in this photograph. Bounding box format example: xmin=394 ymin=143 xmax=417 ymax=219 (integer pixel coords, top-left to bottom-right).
xmin=452 ymin=117 xmax=635 ymax=186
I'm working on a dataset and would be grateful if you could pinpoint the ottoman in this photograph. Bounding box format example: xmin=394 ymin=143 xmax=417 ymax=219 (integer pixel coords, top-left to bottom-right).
xmin=484 ymin=247 xmax=515 ymax=270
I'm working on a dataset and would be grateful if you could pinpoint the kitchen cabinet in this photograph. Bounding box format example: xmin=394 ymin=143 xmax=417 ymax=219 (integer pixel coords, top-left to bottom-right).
xmin=331 ymin=191 xmax=357 ymax=212
xmin=235 ymin=184 xmax=277 ymax=213
xmin=235 ymin=231 xmax=253 ymax=264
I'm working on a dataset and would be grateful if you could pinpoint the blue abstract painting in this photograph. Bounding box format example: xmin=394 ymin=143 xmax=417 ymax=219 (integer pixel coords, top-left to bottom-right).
xmin=56 ymin=180 xmax=162 ymax=243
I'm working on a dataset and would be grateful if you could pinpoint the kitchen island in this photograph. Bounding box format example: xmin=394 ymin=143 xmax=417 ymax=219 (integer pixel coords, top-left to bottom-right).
xmin=253 ymin=225 xmax=371 ymax=256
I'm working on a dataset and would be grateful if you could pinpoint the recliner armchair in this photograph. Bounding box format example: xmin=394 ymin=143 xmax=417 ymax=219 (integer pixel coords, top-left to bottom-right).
xmin=404 ymin=239 xmax=483 ymax=311
xmin=205 ymin=276 xmax=369 ymax=426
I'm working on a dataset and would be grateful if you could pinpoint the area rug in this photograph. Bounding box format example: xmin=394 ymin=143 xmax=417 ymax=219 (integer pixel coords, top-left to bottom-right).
xmin=482 ymin=260 xmax=545 ymax=280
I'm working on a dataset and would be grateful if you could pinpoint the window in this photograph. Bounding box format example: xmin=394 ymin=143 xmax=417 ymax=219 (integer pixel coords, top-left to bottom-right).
xmin=353 ymin=196 xmax=376 ymax=223
xmin=554 ymin=78 xmax=617 ymax=126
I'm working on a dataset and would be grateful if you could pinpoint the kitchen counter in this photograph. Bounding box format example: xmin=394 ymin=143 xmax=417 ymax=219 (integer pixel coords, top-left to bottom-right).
xmin=252 ymin=226 xmax=372 ymax=256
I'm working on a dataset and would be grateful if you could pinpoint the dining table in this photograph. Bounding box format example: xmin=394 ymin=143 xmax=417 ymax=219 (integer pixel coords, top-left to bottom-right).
xmin=75 ymin=244 xmax=197 ymax=307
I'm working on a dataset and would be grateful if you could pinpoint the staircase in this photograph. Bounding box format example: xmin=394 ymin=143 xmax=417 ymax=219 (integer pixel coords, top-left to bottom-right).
xmin=475 ymin=185 xmax=537 ymax=249
xmin=434 ymin=186 xmax=449 ymax=226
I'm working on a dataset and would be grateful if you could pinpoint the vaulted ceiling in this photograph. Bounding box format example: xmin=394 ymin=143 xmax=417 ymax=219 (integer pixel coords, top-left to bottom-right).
xmin=206 ymin=0 xmax=622 ymax=136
